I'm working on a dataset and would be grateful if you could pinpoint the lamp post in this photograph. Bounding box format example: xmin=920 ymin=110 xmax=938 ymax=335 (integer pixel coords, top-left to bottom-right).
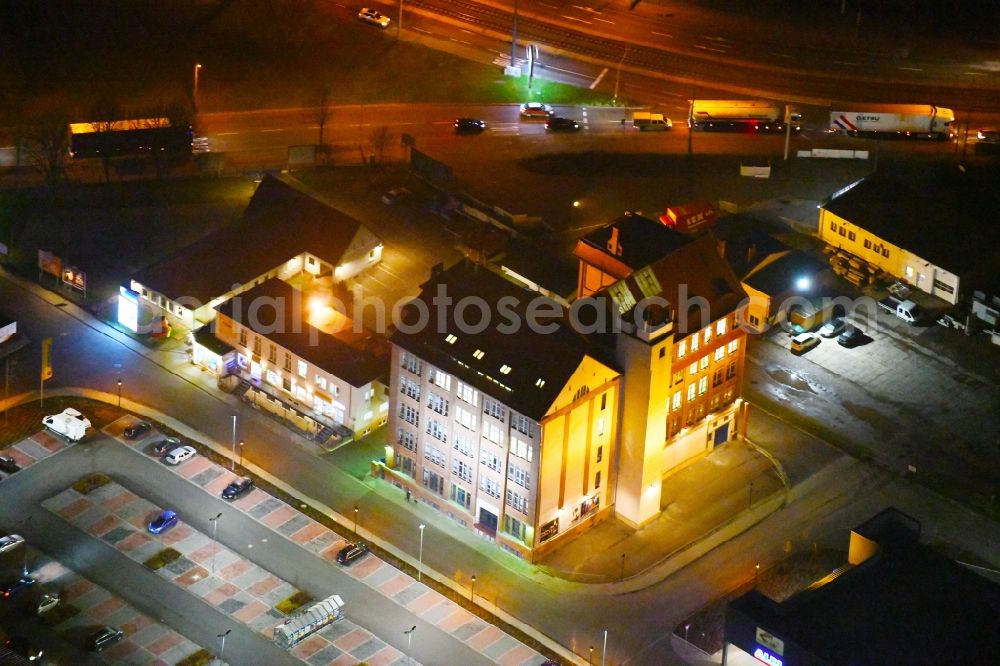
xmin=116 ymin=379 xmax=122 ymax=408
xmin=21 ymin=517 xmax=30 ymax=578
xmin=755 ymin=562 xmax=760 ymax=585
xmin=397 ymin=0 xmax=403 ymax=40
xmin=404 ymin=625 xmax=416 ymax=666
xmin=353 ymin=506 xmax=359 ymax=536
xmin=210 ymin=512 xmax=222 ymax=576
xmin=748 ymin=480 xmax=754 ymax=511
xmin=230 ymin=416 xmax=236 ymax=471
xmin=589 ymin=645 xmax=594 ymax=665
xmin=238 ymin=440 xmax=244 ymax=469
xmin=417 ymin=524 xmax=425 ymax=582
xmin=193 ymin=63 xmax=202 ymax=111
xmin=470 ymin=575 xmax=476 ymax=602
xmin=216 ymin=629 xmax=231 ymax=663
xmin=619 ymin=553 xmax=626 ymax=582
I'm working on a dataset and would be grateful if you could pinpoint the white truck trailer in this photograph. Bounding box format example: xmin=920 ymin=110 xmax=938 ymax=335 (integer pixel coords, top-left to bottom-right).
xmin=688 ymin=100 xmax=800 ymax=133
xmin=273 ymin=594 xmax=345 ymax=649
xmin=829 ymin=104 xmax=955 ymax=139
xmin=42 ymin=408 xmax=91 ymax=442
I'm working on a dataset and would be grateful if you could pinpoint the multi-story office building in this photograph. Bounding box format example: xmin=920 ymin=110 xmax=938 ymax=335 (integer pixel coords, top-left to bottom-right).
xmin=385 ymin=261 xmax=621 ymax=561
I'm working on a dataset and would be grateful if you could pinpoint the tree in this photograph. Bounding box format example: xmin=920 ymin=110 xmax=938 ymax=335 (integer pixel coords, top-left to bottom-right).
xmin=315 ymin=85 xmax=332 ymax=148
xmin=89 ymin=96 xmax=123 ymax=183
xmin=368 ymin=126 xmax=394 ymax=166
xmin=23 ymin=110 xmax=71 ymax=187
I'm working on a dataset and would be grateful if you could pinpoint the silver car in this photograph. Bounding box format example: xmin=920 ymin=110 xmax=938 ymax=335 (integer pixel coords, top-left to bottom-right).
xmin=0 ymin=534 xmax=25 ymax=554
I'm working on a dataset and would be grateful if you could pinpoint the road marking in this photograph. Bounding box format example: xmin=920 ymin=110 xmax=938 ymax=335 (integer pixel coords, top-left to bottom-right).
xmin=460 ymin=29 xmax=473 ymax=34
xmin=413 ymin=27 xmax=432 ymax=34
xmin=216 ymin=132 xmax=238 ymax=136
xmin=651 ymin=31 xmax=672 ymax=38
xmin=595 ymin=17 xmax=615 ymax=24
xmin=833 ymin=60 xmax=860 ymax=66
xmin=589 ymin=67 xmax=608 ymax=89
xmin=562 ymin=14 xmax=593 ymax=24
xmin=769 ymin=52 xmax=795 ymax=60
xmin=964 ymin=71 xmax=988 ymax=76
xmin=540 ymin=2 xmax=558 ymax=7
xmin=898 ymin=66 xmax=923 ymax=71
xmin=449 ymin=38 xmax=472 ymax=45
xmin=260 ymin=128 xmax=284 ymax=133
xmin=544 ymin=64 xmax=590 ymax=78
xmin=695 ymin=45 xmax=726 ymax=53
xmin=701 ymin=35 xmax=728 ymax=42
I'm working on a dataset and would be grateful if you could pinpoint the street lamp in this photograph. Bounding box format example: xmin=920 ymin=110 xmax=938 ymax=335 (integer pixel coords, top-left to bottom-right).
xmin=216 ymin=629 xmax=231 ymax=663
xmin=238 ymin=440 xmax=244 ymax=469
xmin=417 ymin=524 xmax=425 ymax=582
xmin=470 ymin=575 xmax=476 ymax=602
xmin=404 ymin=625 xmax=416 ymax=666
xmin=233 ymin=439 xmax=242 ymax=473
xmin=755 ymin=562 xmax=760 ymax=585
xmin=116 ymin=379 xmax=122 ymax=408
xmin=353 ymin=506 xmax=359 ymax=536
xmin=193 ymin=63 xmax=202 ymax=111
xmin=589 ymin=645 xmax=594 ymax=665
xmin=209 ymin=512 xmax=222 ymax=575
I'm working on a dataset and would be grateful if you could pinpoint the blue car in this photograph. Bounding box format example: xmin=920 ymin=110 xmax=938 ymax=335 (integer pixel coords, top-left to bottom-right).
xmin=147 ymin=510 xmax=178 ymax=535
xmin=1 ymin=577 xmax=35 ymax=599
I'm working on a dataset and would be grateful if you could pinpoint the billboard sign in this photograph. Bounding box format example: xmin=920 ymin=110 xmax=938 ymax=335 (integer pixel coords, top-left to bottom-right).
xmin=118 ymin=286 xmax=140 ymax=333
xmin=62 ymin=266 xmax=86 ymax=291
xmin=38 ymin=249 xmax=62 ymax=277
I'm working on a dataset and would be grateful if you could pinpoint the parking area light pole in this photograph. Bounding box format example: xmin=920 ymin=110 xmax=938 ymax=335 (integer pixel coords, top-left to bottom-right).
xmin=404 ymin=625 xmax=416 ymax=666
xmin=117 ymin=379 xmax=122 ymax=407
xmin=217 ymin=629 xmax=230 ymax=663
xmin=230 ymin=416 xmax=236 ymax=471
xmin=193 ymin=63 xmax=202 ymax=111
xmin=417 ymin=524 xmax=425 ymax=582
xmin=353 ymin=506 xmax=359 ymax=535
xmin=239 ymin=440 xmax=244 ymax=468
xmin=471 ymin=575 xmax=476 ymax=602
xmin=210 ymin=512 xmax=222 ymax=575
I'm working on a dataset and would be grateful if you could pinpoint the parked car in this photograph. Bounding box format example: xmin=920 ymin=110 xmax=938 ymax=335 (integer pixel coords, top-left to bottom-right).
xmin=819 ymin=316 xmax=846 ymax=338
xmin=790 ymin=332 xmax=819 ymax=355
xmin=381 ymin=187 xmax=411 ymax=206
xmin=222 ymin=476 xmax=255 ymax=500
xmin=336 ymin=541 xmax=370 ymax=566
xmin=545 ymin=116 xmax=580 ymax=132
xmin=151 ymin=437 xmax=181 ymax=457
xmin=0 ymin=455 xmax=18 ymax=474
xmin=0 ymin=533 xmax=25 ymax=554
xmin=87 ymin=626 xmax=124 ymax=652
xmin=147 ymin=510 xmax=178 ymax=535
xmin=1 ymin=576 xmax=36 ymax=599
xmin=358 ymin=7 xmax=390 ymax=27
xmin=519 ymin=102 xmax=554 ymax=119
xmin=837 ymin=325 xmax=866 ymax=348
xmin=37 ymin=592 xmax=60 ymax=615
xmin=936 ymin=313 xmax=966 ymax=331
xmin=123 ymin=421 xmax=152 ymax=440
xmin=163 ymin=445 xmax=196 ymax=465
xmin=454 ymin=118 xmax=487 ymax=134
xmin=3 ymin=636 xmax=43 ymax=662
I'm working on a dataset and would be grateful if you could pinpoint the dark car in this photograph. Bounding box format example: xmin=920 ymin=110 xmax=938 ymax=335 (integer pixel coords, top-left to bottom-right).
xmin=151 ymin=437 xmax=181 ymax=457
xmin=336 ymin=541 xmax=369 ymax=566
xmin=454 ymin=118 xmax=487 ymax=134
xmin=0 ymin=455 xmax=20 ymax=474
xmin=1 ymin=576 xmax=36 ymax=599
xmin=222 ymin=476 xmax=254 ymax=500
xmin=88 ymin=626 xmax=124 ymax=652
xmin=123 ymin=421 xmax=152 ymax=440
xmin=147 ymin=510 xmax=178 ymax=535
xmin=545 ymin=116 xmax=580 ymax=132
xmin=837 ymin=325 xmax=866 ymax=348
xmin=4 ymin=636 xmax=43 ymax=662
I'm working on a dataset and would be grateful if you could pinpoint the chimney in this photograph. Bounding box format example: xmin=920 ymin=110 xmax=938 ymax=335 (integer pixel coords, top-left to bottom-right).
xmin=607 ymin=226 xmax=623 ymax=257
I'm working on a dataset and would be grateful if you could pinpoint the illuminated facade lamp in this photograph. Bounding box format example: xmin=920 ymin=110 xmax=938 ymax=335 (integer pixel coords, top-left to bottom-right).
xmin=795 ymin=276 xmax=811 ymax=291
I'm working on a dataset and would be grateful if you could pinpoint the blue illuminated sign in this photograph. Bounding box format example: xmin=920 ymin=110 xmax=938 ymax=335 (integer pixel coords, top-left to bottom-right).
xmin=753 ymin=646 xmax=783 ymax=666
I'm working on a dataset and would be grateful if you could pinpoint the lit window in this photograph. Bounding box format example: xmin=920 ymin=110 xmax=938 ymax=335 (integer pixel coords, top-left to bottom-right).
xmin=672 ymin=391 xmax=681 ymax=410
xmin=689 ymin=362 xmax=697 ymax=376
xmin=597 ymin=417 xmax=605 ymax=436
xmin=473 ymin=349 xmax=485 ymax=360
xmin=445 ymin=333 xmax=458 ymax=344
xmin=716 ymin=319 xmax=727 ymax=335
xmin=500 ymin=364 xmax=511 ymax=374
xmin=703 ymin=329 xmax=711 ymax=344
xmin=690 ymin=336 xmax=699 ymax=352
xmin=700 ymin=356 xmax=709 ymax=370
xmin=535 ymin=378 xmax=546 ymax=388
xmin=728 ymin=339 xmax=739 ymax=355
xmin=297 ymin=360 xmax=307 ymax=378
xmin=687 ymin=384 xmax=695 ymax=401
xmin=714 ymin=347 xmax=725 ymax=361
xmin=677 ymin=340 xmax=687 ymax=359
xmin=698 ymin=377 xmax=708 ymax=395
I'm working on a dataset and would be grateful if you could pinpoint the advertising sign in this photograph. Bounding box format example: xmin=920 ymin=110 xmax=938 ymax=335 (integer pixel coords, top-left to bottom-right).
xmin=118 ymin=286 xmax=140 ymax=333
xmin=539 ymin=518 xmax=559 ymax=543
xmin=37 ymin=249 xmax=62 ymax=277
xmin=755 ymin=627 xmax=785 ymax=655
xmin=62 ymin=266 xmax=86 ymax=291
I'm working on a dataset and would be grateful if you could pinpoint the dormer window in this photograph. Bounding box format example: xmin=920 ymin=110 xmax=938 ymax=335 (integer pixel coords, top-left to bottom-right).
xmin=445 ymin=333 xmax=458 ymax=344
xmin=473 ymin=349 xmax=485 ymax=360
xmin=535 ymin=378 xmax=546 ymax=388
xmin=500 ymin=364 xmax=511 ymax=375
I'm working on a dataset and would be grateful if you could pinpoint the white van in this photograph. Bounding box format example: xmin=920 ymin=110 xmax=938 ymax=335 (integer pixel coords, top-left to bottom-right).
xmin=632 ymin=112 xmax=672 ymax=131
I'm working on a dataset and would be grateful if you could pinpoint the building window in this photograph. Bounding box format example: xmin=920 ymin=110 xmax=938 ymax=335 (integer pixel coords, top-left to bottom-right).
xmin=882 ymin=247 xmax=890 ymax=258
xmin=426 ymin=419 xmax=447 ymax=443
xmin=402 ymin=352 xmax=422 ymax=376
xmin=690 ymin=335 xmax=699 ymax=352
xmin=500 ymin=364 xmax=511 ymax=374
xmin=672 ymin=391 xmax=682 ymax=411
xmin=430 ymin=368 xmax=452 ymax=391
xmin=445 ymin=333 xmax=458 ymax=344
xmin=456 ymin=381 xmax=478 ymax=406
xmin=454 ymin=434 xmax=474 ymax=457
xmin=700 ymin=356 xmax=710 ymax=371
xmin=601 ymin=393 xmax=607 ymax=410
xmin=677 ymin=340 xmax=687 ymax=359
xmin=673 ymin=370 xmax=683 ymax=385
xmin=480 ymin=477 xmax=501 ymax=499
xmin=401 ymin=377 xmax=421 ymax=401
xmin=511 ymin=436 xmax=533 ymax=462
xmin=397 ymin=428 xmax=417 ymax=452
xmin=863 ymin=239 xmax=872 ymax=250
xmin=452 ymin=460 xmax=473 ymax=483
xmin=472 ymin=349 xmax=485 ymax=360
xmin=505 ymin=489 xmax=528 ymax=513
xmin=689 ymin=362 xmax=698 ymax=376
xmin=658 ymin=347 xmax=666 ymax=358
xmin=716 ymin=319 xmax=727 ymax=336
xmin=687 ymin=384 xmax=696 ymax=401
xmin=512 ymin=414 xmax=533 ymax=437
xmin=399 ymin=404 xmax=419 ymax=427
xmin=698 ymin=376 xmax=708 ymax=395
xmin=239 ymin=327 xmax=247 ymax=347
xmin=748 ymin=314 xmax=760 ymax=327
xmin=848 ymin=230 xmax=856 ymax=241
xmin=252 ymin=336 xmax=261 ymax=356
xmin=838 ymin=226 xmax=846 ymax=237
xmin=483 ymin=398 xmax=506 ymax=422
xmin=597 ymin=416 xmax=606 ymax=436
xmin=595 ymin=471 xmax=601 ymax=490
xmin=427 ymin=393 xmax=449 ymax=416
xmin=484 ymin=422 xmax=504 ymax=446
xmin=728 ymin=339 xmax=739 ymax=355
xmin=596 ymin=445 xmax=603 ymax=463
xmin=424 ymin=444 xmax=446 ymax=467
xmin=507 ymin=465 xmax=531 ymax=490
xmin=535 ymin=378 xmax=546 ymax=388
xmin=830 ymin=221 xmax=837 ymax=232
xmin=283 ymin=352 xmax=292 ymax=372
xmin=421 ymin=469 xmax=445 ymax=495
xmin=503 ymin=515 xmax=526 ymax=542
xmin=703 ymin=328 xmax=711 ymax=345
xmin=456 ymin=405 xmax=476 ymax=430
xmin=480 ymin=450 xmax=502 ymax=473
xmin=726 ymin=362 xmax=737 ymax=380
xmin=297 ymin=360 xmax=307 ymax=378
xmin=713 ymin=369 xmax=723 ymax=388
xmin=714 ymin=347 xmax=725 ymax=362
xmin=268 ymin=344 xmax=277 ymax=364
xmin=450 ymin=483 xmax=472 ymax=508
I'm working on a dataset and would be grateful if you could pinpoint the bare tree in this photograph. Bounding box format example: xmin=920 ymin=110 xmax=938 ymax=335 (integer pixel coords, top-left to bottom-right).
xmin=315 ymin=85 xmax=332 ymax=147
xmin=89 ymin=96 xmax=122 ymax=182
xmin=23 ymin=110 xmax=71 ymax=187
xmin=368 ymin=126 xmax=394 ymax=166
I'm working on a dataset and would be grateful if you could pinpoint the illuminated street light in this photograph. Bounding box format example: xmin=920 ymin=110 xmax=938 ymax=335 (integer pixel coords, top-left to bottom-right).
xmin=795 ymin=276 xmax=811 ymax=291
xmin=417 ymin=524 xmax=425 ymax=582
xmin=193 ymin=63 xmax=202 ymax=111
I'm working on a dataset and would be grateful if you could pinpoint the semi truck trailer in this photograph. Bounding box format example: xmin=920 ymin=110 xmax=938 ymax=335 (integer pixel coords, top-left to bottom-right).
xmin=688 ymin=100 xmax=800 ymax=133
xmin=829 ymin=104 xmax=955 ymax=139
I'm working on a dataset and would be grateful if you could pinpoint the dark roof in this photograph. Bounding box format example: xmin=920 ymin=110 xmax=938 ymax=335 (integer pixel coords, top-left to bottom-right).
xmin=743 ymin=250 xmax=829 ymax=295
xmin=391 ymin=260 xmax=617 ymax=421
xmin=606 ymin=233 xmax=747 ymax=337
xmin=193 ymin=325 xmax=235 ymax=356
xmin=577 ymin=213 xmax=692 ymax=271
xmin=497 ymin=239 xmax=577 ymax=298
xmin=821 ymin=165 xmax=1000 ymax=274
xmin=712 ymin=214 xmax=790 ymax=277
xmin=132 ymin=175 xmax=372 ymax=303
xmin=728 ymin=511 xmax=1000 ymax=665
xmin=215 ymin=279 xmax=387 ymax=387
